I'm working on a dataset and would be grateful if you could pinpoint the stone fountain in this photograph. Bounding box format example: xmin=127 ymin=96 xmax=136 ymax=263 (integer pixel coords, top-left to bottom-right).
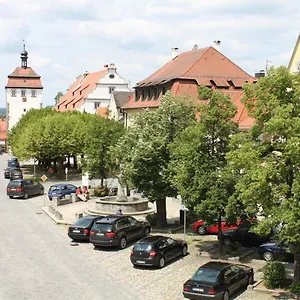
xmin=86 ymin=177 xmax=154 ymax=217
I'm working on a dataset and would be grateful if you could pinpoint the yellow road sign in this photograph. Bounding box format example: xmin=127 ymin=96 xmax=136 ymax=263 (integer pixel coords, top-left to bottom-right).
xmin=41 ymin=174 xmax=48 ymax=182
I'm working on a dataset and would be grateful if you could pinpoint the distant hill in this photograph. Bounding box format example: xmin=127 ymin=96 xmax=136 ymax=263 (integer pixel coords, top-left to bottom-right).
xmin=0 ymin=108 xmax=6 ymax=116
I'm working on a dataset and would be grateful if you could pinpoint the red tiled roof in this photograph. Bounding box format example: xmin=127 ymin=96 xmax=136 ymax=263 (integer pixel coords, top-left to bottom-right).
xmin=6 ymin=67 xmax=43 ymax=88
xmin=137 ymin=47 xmax=256 ymax=88
xmin=56 ymin=70 xmax=107 ymax=111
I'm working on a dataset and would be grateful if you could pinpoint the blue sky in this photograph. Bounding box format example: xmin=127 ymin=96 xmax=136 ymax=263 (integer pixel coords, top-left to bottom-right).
xmin=0 ymin=0 xmax=299 ymax=107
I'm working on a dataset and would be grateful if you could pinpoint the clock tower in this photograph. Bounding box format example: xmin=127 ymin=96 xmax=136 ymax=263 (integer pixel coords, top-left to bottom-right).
xmin=5 ymin=44 xmax=43 ymax=132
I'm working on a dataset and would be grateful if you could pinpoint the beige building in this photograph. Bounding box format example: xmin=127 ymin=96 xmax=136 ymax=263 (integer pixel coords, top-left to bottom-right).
xmin=288 ymin=34 xmax=300 ymax=74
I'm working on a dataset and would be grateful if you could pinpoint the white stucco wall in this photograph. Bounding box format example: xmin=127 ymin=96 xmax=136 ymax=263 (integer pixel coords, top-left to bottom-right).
xmin=6 ymin=88 xmax=43 ymax=131
xmin=79 ymin=68 xmax=131 ymax=114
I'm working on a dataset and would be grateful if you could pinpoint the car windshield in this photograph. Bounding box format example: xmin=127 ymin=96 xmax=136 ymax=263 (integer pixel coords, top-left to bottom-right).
xmin=49 ymin=186 xmax=60 ymax=191
xmin=134 ymin=243 xmax=153 ymax=252
xmin=192 ymin=268 xmax=219 ymax=284
xmin=93 ymin=223 xmax=113 ymax=232
xmin=74 ymin=218 xmax=93 ymax=227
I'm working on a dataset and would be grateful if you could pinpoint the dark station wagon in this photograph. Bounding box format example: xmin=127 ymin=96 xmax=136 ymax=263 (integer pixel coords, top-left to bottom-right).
xmin=90 ymin=215 xmax=150 ymax=249
xmin=7 ymin=179 xmax=44 ymax=199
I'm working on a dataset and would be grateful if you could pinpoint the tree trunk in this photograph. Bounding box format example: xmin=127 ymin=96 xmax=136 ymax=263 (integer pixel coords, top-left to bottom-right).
xmin=73 ymin=156 xmax=78 ymax=169
xmin=156 ymin=198 xmax=167 ymax=228
xmin=217 ymin=215 xmax=223 ymax=254
xmin=294 ymin=245 xmax=300 ymax=283
xmin=100 ymin=178 xmax=104 ymax=187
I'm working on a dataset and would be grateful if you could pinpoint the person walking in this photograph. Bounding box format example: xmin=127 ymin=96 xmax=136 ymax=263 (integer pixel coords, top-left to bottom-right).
xmin=116 ymin=209 xmax=123 ymax=216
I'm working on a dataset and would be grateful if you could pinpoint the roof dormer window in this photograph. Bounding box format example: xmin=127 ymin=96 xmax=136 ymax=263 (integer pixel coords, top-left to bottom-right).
xmin=11 ymin=89 xmax=16 ymax=97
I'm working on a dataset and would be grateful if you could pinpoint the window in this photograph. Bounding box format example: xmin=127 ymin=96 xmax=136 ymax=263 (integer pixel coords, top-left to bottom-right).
xmin=109 ymin=87 xmax=115 ymax=94
xmin=162 ymin=86 xmax=166 ymax=95
xmin=109 ymin=74 xmax=115 ymax=79
xmin=23 ymin=109 xmax=26 ymax=112
xmin=128 ymin=217 xmax=137 ymax=226
xmin=21 ymin=89 xmax=26 ymax=97
xmin=11 ymin=89 xmax=16 ymax=97
xmin=141 ymin=89 xmax=145 ymax=101
xmin=31 ymin=89 xmax=36 ymax=97
xmin=147 ymin=89 xmax=151 ymax=99
xmin=94 ymin=102 xmax=101 ymax=109
xmin=154 ymin=87 xmax=158 ymax=99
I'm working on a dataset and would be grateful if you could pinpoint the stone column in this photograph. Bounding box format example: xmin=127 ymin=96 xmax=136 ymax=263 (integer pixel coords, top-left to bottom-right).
xmin=82 ymin=172 xmax=90 ymax=188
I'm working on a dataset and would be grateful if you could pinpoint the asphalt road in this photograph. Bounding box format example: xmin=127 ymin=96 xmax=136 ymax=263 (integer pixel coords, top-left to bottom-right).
xmin=0 ymin=154 xmax=142 ymax=300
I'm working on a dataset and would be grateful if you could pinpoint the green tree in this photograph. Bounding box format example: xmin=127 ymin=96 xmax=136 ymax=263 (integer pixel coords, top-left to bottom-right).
xmin=114 ymin=92 xmax=196 ymax=227
xmin=55 ymin=91 xmax=64 ymax=105
xmin=226 ymin=66 xmax=300 ymax=283
xmin=170 ymin=87 xmax=238 ymax=252
xmin=82 ymin=114 xmax=125 ymax=184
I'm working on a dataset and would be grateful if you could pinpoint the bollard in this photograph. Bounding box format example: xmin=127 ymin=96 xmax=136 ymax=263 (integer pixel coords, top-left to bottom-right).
xmin=71 ymin=193 xmax=77 ymax=203
xmin=53 ymin=197 xmax=58 ymax=206
xmin=75 ymin=213 xmax=83 ymax=221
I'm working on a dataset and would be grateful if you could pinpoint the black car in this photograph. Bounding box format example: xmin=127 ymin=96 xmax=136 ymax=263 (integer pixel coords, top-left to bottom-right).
xmin=90 ymin=215 xmax=150 ymax=249
xmin=68 ymin=215 xmax=104 ymax=242
xmin=7 ymin=179 xmax=44 ymax=199
xmin=183 ymin=261 xmax=254 ymax=300
xmin=10 ymin=168 xmax=23 ymax=180
xmin=4 ymin=167 xmax=20 ymax=179
xmin=130 ymin=235 xmax=188 ymax=268
xmin=220 ymin=222 xmax=273 ymax=248
xmin=258 ymin=242 xmax=294 ymax=262
xmin=8 ymin=158 xmax=20 ymax=168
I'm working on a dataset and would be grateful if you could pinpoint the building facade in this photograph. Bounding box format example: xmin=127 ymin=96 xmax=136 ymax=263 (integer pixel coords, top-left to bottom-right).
xmin=288 ymin=34 xmax=300 ymax=74
xmin=108 ymin=91 xmax=134 ymax=122
xmin=122 ymin=46 xmax=257 ymax=130
xmin=56 ymin=63 xmax=131 ymax=116
xmin=5 ymin=45 xmax=43 ymax=132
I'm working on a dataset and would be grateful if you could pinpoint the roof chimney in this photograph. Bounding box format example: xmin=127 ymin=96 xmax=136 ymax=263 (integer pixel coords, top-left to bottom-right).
xmin=213 ymin=40 xmax=221 ymax=52
xmin=171 ymin=47 xmax=179 ymax=59
xmin=84 ymin=71 xmax=89 ymax=77
xmin=193 ymin=44 xmax=198 ymax=50
xmin=255 ymin=70 xmax=265 ymax=79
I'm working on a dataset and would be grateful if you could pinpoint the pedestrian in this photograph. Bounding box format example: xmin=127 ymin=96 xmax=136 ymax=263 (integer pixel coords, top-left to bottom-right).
xmin=83 ymin=186 xmax=89 ymax=201
xmin=116 ymin=209 xmax=123 ymax=216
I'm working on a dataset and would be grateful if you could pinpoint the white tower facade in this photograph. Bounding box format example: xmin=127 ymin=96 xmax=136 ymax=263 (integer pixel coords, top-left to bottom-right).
xmin=5 ymin=44 xmax=43 ymax=132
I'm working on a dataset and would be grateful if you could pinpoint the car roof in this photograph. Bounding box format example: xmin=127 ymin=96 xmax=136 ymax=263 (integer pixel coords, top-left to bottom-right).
xmin=97 ymin=215 xmax=126 ymax=224
xmin=50 ymin=183 xmax=75 ymax=187
xmin=137 ymin=235 xmax=166 ymax=244
xmin=200 ymin=261 xmax=231 ymax=271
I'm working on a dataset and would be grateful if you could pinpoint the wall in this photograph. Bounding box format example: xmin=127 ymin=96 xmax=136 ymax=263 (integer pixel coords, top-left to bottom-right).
xmin=6 ymin=88 xmax=43 ymax=131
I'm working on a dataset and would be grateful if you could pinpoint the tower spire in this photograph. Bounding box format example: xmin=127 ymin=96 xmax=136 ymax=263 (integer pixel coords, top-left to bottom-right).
xmin=21 ymin=40 xmax=28 ymax=69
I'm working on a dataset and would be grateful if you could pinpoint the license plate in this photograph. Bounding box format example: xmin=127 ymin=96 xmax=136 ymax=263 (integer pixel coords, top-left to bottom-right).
xmin=192 ymin=288 xmax=204 ymax=292
xmin=96 ymin=233 xmax=104 ymax=236
xmin=136 ymin=260 xmax=145 ymax=264
xmin=11 ymin=188 xmax=16 ymax=191
xmin=73 ymin=230 xmax=80 ymax=233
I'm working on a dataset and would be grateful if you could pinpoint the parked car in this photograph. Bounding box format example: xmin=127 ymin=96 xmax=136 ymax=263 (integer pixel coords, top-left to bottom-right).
xmin=130 ymin=235 xmax=188 ymax=268
xmin=4 ymin=167 xmax=20 ymax=179
xmin=90 ymin=215 xmax=150 ymax=249
xmin=219 ymin=222 xmax=273 ymax=248
xmin=258 ymin=242 xmax=293 ymax=262
xmin=193 ymin=218 xmax=241 ymax=235
xmin=7 ymin=157 xmax=20 ymax=168
xmin=183 ymin=261 xmax=254 ymax=300
xmin=10 ymin=168 xmax=23 ymax=180
xmin=48 ymin=183 xmax=77 ymax=200
xmin=7 ymin=179 xmax=44 ymax=199
xmin=68 ymin=215 xmax=104 ymax=242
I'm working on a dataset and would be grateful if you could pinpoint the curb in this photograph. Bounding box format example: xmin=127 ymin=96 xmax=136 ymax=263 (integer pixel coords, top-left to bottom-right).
xmin=41 ymin=207 xmax=72 ymax=226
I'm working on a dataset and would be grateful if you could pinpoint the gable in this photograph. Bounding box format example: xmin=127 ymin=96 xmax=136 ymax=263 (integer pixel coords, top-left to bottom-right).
xmin=288 ymin=34 xmax=300 ymax=74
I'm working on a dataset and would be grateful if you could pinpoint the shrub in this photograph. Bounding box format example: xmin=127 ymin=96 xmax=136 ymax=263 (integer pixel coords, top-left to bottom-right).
xmin=146 ymin=213 xmax=157 ymax=226
xmin=263 ymin=261 xmax=286 ymax=289
xmin=290 ymin=282 xmax=300 ymax=295
xmin=93 ymin=185 xmax=109 ymax=197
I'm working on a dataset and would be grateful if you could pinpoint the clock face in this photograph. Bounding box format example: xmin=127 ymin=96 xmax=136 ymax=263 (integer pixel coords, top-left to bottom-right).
xmin=109 ymin=74 xmax=115 ymax=79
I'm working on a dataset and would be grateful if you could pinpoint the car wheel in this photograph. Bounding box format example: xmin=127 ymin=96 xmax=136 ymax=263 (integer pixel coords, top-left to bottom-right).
xmin=182 ymin=245 xmax=188 ymax=257
xmin=223 ymin=237 xmax=232 ymax=247
xmin=9 ymin=196 xmax=13 ymax=199
xmin=24 ymin=193 xmax=29 ymax=199
xmin=144 ymin=227 xmax=150 ymax=237
xmin=197 ymin=226 xmax=206 ymax=235
xmin=119 ymin=237 xmax=127 ymax=249
xmin=158 ymin=256 xmax=165 ymax=268
xmin=222 ymin=290 xmax=229 ymax=300
xmin=263 ymin=251 xmax=274 ymax=261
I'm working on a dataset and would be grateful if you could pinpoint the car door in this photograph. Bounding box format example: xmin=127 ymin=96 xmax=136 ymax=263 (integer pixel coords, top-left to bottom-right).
xmin=165 ymin=237 xmax=181 ymax=259
xmin=24 ymin=180 xmax=33 ymax=196
xmin=67 ymin=184 xmax=77 ymax=195
xmin=157 ymin=239 xmax=172 ymax=261
xmin=127 ymin=216 xmax=144 ymax=238
xmin=223 ymin=267 xmax=240 ymax=294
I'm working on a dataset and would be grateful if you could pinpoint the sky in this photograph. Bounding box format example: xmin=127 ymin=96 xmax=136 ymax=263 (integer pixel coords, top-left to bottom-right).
xmin=0 ymin=0 xmax=299 ymax=108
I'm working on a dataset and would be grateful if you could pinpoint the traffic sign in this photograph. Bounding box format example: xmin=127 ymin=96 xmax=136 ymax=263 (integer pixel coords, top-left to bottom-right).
xmin=41 ymin=174 xmax=48 ymax=182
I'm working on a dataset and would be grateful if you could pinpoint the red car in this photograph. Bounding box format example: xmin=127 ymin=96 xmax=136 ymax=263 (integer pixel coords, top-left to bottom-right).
xmin=193 ymin=218 xmax=241 ymax=235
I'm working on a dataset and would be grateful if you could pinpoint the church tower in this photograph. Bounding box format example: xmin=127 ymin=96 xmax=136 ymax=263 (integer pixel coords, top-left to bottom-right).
xmin=5 ymin=43 xmax=43 ymax=132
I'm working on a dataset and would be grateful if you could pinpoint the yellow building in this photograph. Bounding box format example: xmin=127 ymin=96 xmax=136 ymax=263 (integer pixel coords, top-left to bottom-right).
xmin=288 ymin=34 xmax=300 ymax=74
